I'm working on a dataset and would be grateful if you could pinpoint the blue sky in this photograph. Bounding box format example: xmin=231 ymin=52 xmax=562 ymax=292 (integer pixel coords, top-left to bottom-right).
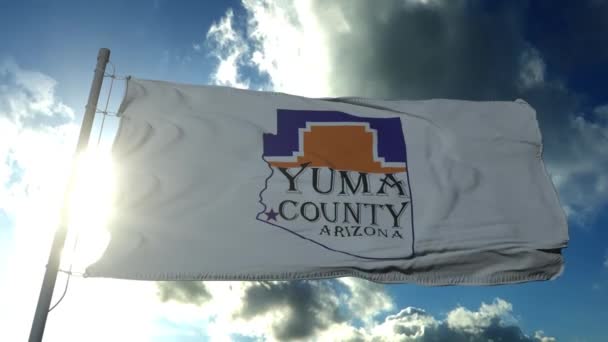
xmin=1 ymin=0 xmax=607 ymax=341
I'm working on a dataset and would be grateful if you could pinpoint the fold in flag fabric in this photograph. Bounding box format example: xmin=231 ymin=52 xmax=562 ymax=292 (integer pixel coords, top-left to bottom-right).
xmin=85 ymin=78 xmax=568 ymax=285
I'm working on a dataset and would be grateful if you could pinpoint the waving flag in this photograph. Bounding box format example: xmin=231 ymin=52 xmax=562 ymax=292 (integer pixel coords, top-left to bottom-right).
xmin=85 ymin=78 xmax=568 ymax=285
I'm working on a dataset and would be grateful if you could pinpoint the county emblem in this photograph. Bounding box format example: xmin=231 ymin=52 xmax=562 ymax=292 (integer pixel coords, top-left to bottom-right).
xmin=258 ymin=110 xmax=414 ymax=259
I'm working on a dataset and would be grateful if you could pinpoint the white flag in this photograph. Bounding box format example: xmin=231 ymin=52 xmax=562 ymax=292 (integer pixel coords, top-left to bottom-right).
xmin=85 ymin=78 xmax=568 ymax=285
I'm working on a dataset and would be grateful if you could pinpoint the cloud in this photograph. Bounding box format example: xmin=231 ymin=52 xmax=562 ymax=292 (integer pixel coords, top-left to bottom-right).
xmin=155 ymin=280 xmax=555 ymax=341
xmin=446 ymin=298 xmax=514 ymax=334
xmin=369 ymin=306 xmax=439 ymax=340
xmin=0 ymin=59 xmax=76 ymax=218
xmin=338 ymin=278 xmax=394 ymax=325
xmin=518 ymin=47 xmax=546 ymax=90
xmin=206 ymin=9 xmax=250 ymax=88
xmin=157 ymin=281 xmax=212 ymax=305
xmin=205 ymin=0 xmax=608 ymax=224
xmin=534 ymin=331 xmax=557 ymax=342
xmin=361 ymin=299 xmax=553 ymax=342
xmin=595 ymin=104 xmax=608 ymax=118
xmin=235 ymin=281 xmax=346 ymax=340
xmin=543 ymin=106 xmax=608 ymax=225
xmin=0 ymin=59 xmax=74 ymax=128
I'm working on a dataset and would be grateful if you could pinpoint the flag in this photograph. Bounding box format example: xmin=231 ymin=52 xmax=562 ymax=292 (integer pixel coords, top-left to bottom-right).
xmin=85 ymin=78 xmax=568 ymax=285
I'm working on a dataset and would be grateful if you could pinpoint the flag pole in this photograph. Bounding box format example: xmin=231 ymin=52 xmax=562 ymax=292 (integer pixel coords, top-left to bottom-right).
xmin=29 ymin=48 xmax=111 ymax=342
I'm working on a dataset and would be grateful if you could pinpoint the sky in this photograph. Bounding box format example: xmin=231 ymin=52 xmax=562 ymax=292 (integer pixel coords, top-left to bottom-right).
xmin=0 ymin=0 xmax=607 ymax=341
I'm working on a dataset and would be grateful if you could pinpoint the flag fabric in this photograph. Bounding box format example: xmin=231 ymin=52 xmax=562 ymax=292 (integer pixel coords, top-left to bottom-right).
xmin=85 ymin=78 xmax=568 ymax=285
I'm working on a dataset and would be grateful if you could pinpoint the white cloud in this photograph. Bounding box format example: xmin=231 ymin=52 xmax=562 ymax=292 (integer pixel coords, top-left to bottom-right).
xmin=365 ymin=298 xmax=554 ymax=341
xmin=519 ymin=47 xmax=546 ymax=89
xmin=206 ymin=9 xmax=250 ymax=89
xmin=446 ymin=298 xmax=515 ymax=334
xmin=369 ymin=307 xmax=440 ymax=340
xmin=0 ymin=60 xmax=79 ymax=268
xmin=0 ymin=60 xmax=74 ymax=125
xmin=338 ymin=278 xmax=394 ymax=326
xmin=0 ymin=59 xmax=76 ymax=216
xmin=243 ymin=0 xmax=334 ymax=96
xmin=534 ymin=330 xmax=557 ymax=342
xmin=546 ymin=111 xmax=608 ymax=226
xmin=594 ymin=103 xmax=608 ymax=118
xmin=205 ymin=0 xmax=335 ymax=96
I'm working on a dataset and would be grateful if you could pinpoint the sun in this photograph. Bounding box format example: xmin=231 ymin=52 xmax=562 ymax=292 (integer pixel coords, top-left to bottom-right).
xmin=63 ymin=148 xmax=116 ymax=271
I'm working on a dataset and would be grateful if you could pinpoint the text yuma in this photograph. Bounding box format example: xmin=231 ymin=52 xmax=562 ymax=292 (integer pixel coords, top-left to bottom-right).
xmin=275 ymin=163 xmax=410 ymax=239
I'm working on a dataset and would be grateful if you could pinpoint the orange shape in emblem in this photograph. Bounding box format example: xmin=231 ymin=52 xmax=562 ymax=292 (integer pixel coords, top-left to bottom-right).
xmin=268 ymin=125 xmax=406 ymax=174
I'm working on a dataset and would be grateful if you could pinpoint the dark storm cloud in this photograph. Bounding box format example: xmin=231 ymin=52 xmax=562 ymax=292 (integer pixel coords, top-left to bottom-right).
xmin=312 ymin=0 xmax=608 ymax=102
xmin=156 ymin=281 xmax=211 ymax=305
xmin=308 ymin=0 xmax=583 ymax=140
xmin=235 ymin=281 xmax=345 ymax=340
xmin=313 ymin=0 xmax=528 ymax=100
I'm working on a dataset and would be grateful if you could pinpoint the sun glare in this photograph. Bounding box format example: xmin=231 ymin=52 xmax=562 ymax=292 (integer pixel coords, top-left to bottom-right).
xmin=64 ymin=148 xmax=115 ymax=270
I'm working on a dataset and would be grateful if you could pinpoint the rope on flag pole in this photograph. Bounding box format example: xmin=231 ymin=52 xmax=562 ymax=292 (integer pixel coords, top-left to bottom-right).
xmin=47 ymin=232 xmax=81 ymax=312
xmin=97 ymin=61 xmax=128 ymax=144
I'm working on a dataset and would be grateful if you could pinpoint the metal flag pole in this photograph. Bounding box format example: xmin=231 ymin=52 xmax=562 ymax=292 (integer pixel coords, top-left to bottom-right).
xmin=29 ymin=48 xmax=111 ymax=342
